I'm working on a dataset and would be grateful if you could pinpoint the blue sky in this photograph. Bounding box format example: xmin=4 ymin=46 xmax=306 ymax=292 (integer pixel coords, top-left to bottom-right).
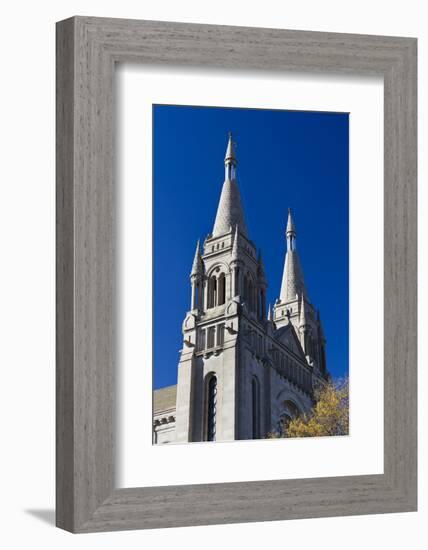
xmin=153 ymin=104 xmax=349 ymax=389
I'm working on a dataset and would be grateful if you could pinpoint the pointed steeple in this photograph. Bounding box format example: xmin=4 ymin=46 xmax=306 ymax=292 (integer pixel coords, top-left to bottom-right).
xmin=267 ymin=303 xmax=273 ymax=321
xmin=279 ymin=209 xmax=307 ymax=302
xmin=190 ymin=240 xmax=203 ymax=277
xmin=212 ymin=134 xmax=248 ymax=237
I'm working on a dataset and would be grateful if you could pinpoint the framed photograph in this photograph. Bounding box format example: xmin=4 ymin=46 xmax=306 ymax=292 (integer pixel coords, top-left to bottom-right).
xmin=56 ymin=16 xmax=417 ymax=532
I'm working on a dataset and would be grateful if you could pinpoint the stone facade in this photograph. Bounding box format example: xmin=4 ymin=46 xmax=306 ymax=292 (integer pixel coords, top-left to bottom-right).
xmin=153 ymin=134 xmax=329 ymax=443
xmin=153 ymin=385 xmax=177 ymax=444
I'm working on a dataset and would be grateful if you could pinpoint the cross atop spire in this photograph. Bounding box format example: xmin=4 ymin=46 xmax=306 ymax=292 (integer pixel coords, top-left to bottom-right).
xmin=224 ymin=132 xmax=237 ymax=164
xmin=286 ymin=208 xmax=296 ymax=238
xmin=286 ymin=208 xmax=297 ymax=252
xmin=212 ymin=133 xmax=248 ymax=237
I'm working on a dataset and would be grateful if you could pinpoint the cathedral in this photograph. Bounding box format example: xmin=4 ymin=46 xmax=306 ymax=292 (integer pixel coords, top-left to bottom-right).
xmin=153 ymin=134 xmax=329 ymax=444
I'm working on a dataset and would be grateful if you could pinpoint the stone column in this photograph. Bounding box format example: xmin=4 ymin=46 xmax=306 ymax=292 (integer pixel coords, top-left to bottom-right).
xmin=190 ymin=278 xmax=196 ymax=310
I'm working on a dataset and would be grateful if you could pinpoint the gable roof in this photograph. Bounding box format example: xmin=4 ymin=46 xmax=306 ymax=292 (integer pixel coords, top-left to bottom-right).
xmin=274 ymin=324 xmax=306 ymax=362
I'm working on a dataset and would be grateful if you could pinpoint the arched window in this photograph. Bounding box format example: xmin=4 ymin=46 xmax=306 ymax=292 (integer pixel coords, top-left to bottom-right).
xmin=248 ymin=279 xmax=253 ymax=311
xmin=194 ymin=281 xmax=200 ymax=308
xmin=207 ymin=278 xmax=213 ymax=308
xmin=213 ymin=277 xmax=217 ymax=307
xmin=243 ymin=275 xmax=248 ymax=302
xmin=235 ymin=267 xmax=240 ymax=296
xmin=207 ymin=276 xmax=217 ymax=309
xmin=217 ymin=273 xmax=226 ymax=305
xmin=206 ymin=375 xmax=218 ymax=441
xmin=252 ymin=377 xmax=260 ymax=439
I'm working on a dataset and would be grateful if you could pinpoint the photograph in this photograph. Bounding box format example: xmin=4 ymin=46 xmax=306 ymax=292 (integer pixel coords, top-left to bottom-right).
xmin=152 ymin=104 xmax=349 ymax=444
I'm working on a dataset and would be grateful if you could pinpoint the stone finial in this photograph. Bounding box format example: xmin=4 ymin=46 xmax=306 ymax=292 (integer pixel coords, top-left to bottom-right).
xmin=190 ymin=240 xmax=203 ymax=277
xmin=231 ymin=224 xmax=239 ymax=262
xmin=299 ymin=294 xmax=307 ymax=328
xmin=286 ymin=207 xmax=296 ymax=236
xmin=224 ymin=132 xmax=237 ymax=163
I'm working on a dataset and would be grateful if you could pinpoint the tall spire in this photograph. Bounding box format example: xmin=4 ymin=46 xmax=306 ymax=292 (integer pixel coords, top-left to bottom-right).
xmin=279 ymin=209 xmax=307 ymax=302
xmin=212 ymin=134 xmax=248 ymax=237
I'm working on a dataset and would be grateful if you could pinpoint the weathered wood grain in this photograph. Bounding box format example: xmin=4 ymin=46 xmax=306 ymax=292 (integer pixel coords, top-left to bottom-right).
xmin=56 ymin=16 xmax=417 ymax=533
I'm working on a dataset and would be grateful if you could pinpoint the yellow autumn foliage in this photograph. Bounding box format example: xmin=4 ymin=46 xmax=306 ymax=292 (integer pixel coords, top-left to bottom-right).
xmin=271 ymin=379 xmax=349 ymax=438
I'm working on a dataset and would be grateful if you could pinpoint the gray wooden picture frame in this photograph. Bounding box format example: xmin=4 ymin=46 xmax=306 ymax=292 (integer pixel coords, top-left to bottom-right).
xmin=56 ymin=16 xmax=417 ymax=533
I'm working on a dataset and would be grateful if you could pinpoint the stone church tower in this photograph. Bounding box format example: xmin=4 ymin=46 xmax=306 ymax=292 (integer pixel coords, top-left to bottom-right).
xmin=153 ymin=134 xmax=329 ymax=444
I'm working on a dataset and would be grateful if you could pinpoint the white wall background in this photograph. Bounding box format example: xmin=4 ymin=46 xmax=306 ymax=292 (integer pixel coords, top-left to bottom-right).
xmin=0 ymin=1 xmax=425 ymax=548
